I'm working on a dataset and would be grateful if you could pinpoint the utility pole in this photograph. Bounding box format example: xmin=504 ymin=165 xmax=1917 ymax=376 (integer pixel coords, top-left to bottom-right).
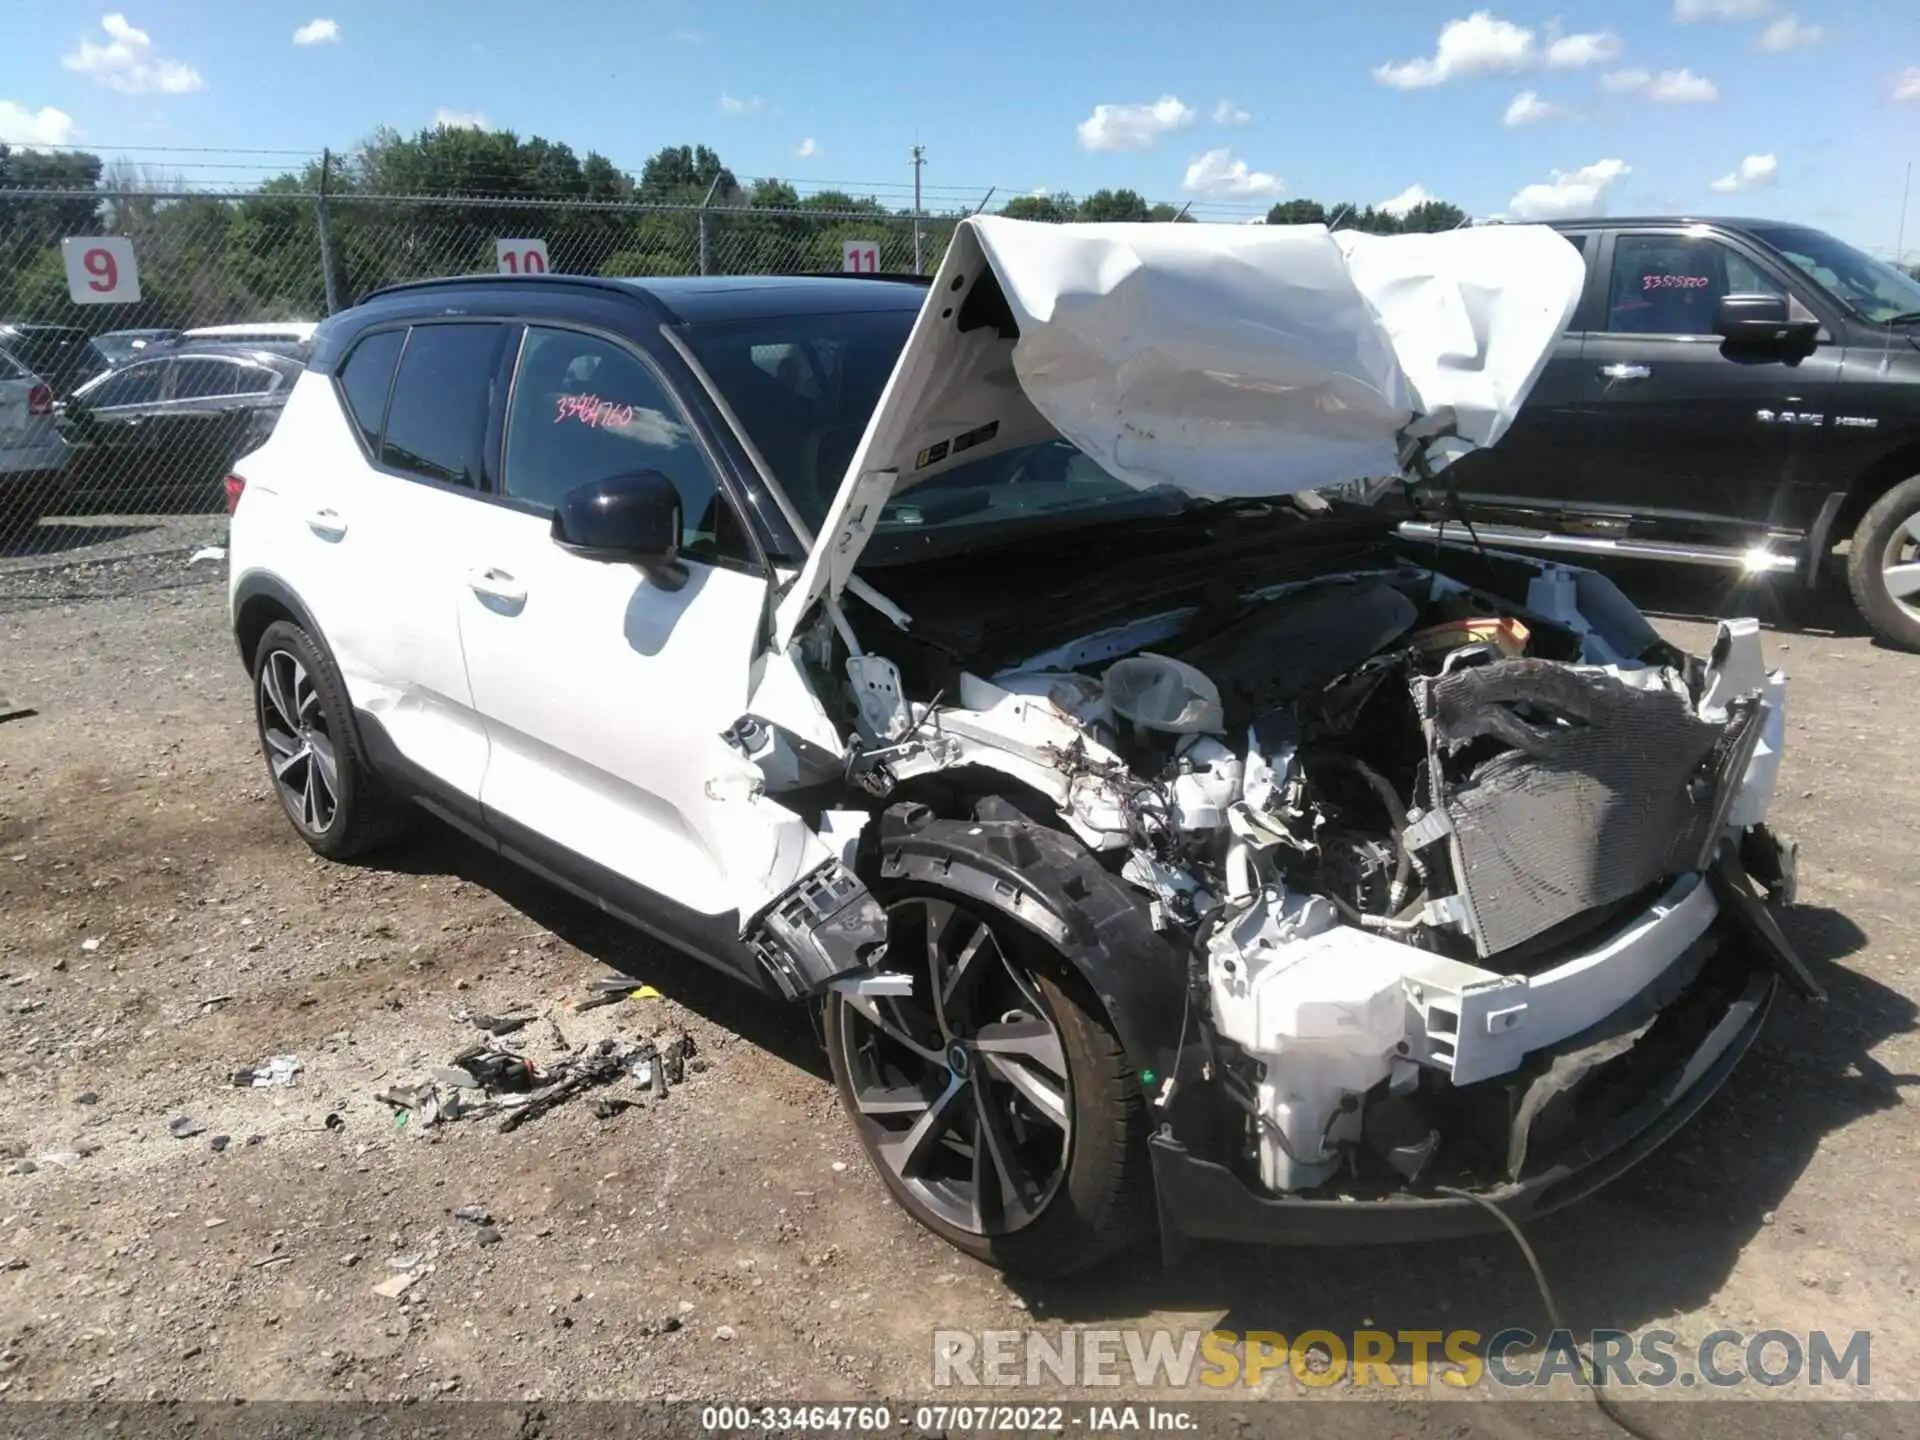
xmin=910 ymin=144 xmax=927 ymax=274
xmin=1898 ymin=161 xmax=1913 ymax=268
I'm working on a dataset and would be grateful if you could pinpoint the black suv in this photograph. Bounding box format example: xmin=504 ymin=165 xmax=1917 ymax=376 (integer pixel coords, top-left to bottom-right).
xmin=1419 ymin=218 xmax=1920 ymax=648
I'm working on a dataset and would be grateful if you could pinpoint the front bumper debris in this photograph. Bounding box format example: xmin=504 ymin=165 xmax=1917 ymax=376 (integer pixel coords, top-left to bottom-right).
xmin=1151 ymin=941 xmax=1779 ymax=1248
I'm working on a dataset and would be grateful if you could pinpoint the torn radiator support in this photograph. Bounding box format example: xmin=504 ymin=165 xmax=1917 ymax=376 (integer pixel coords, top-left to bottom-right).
xmin=746 ymin=860 xmax=888 ymax=1001
xmin=1414 ymin=658 xmax=1763 ymax=959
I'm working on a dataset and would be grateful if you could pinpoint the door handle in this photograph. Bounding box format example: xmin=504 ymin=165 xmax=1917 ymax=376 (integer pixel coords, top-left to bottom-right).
xmin=1598 ymin=363 xmax=1651 ymax=381
xmin=466 ymin=567 xmax=528 ymax=606
xmin=305 ymin=507 xmax=347 ymax=541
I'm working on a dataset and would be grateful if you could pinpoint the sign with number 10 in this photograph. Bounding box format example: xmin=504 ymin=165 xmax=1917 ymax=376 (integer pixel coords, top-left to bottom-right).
xmin=61 ymin=237 xmax=141 ymax=304
xmin=496 ymin=239 xmax=551 ymax=276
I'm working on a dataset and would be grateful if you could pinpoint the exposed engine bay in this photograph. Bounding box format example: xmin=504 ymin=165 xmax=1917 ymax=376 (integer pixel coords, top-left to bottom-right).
xmin=734 ymin=537 xmax=1793 ymax=1205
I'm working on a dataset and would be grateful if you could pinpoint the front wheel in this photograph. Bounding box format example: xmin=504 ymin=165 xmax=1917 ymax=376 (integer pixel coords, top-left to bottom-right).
xmin=823 ymin=889 xmax=1151 ymax=1276
xmin=1846 ymin=474 xmax=1920 ymax=651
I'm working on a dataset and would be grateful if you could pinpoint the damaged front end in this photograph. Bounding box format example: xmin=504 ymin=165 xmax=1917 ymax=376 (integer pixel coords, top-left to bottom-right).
xmin=731 ymin=549 xmax=1812 ymax=1244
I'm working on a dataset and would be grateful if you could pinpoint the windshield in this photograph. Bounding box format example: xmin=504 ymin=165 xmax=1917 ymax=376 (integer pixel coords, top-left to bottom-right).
xmin=682 ymin=308 xmax=1191 ymax=558
xmin=1751 ymin=225 xmax=1920 ymax=324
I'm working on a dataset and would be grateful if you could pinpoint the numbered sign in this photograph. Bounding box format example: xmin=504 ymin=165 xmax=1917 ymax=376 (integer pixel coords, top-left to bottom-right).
xmin=495 ymin=238 xmax=550 ymax=276
xmin=61 ymin=237 xmax=141 ymax=304
xmin=841 ymin=240 xmax=880 ymax=274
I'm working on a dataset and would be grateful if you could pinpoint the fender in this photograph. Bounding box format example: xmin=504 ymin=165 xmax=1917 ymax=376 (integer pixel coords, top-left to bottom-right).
xmin=873 ymin=802 xmax=1191 ymax=1079
xmin=230 ymin=568 xmax=326 ymax=675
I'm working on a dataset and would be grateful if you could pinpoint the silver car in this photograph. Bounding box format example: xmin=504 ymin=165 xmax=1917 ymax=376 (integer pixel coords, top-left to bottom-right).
xmin=0 ymin=345 xmax=71 ymax=530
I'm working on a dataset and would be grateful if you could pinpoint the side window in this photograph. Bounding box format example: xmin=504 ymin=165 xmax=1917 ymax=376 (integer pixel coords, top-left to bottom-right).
xmin=503 ymin=327 xmax=744 ymax=560
xmin=1606 ymin=235 xmax=1784 ymax=336
xmin=91 ymin=362 xmax=164 ymax=407
xmin=381 ymin=323 xmax=508 ymax=489
xmin=231 ymin=364 xmax=279 ymax=396
xmin=0 ymin=347 xmax=26 ymax=382
xmin=172 ymin=359 xmax=244 ymax=399
xmin=337 ymin=329 xmax=404 ymax=453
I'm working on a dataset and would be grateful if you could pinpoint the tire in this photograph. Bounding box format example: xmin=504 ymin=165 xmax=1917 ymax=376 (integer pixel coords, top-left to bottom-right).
xmin=251 ymin=618 xmax=415 ymax=859
xmin=823 ymin=884 xmax=1151 ymax=1277
xmin=1846 ymin=474 xmax=1920 ymax=652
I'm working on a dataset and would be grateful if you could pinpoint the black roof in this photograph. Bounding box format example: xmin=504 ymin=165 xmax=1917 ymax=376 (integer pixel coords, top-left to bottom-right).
xmin=358 ymin=271 xmax=930 ymax=324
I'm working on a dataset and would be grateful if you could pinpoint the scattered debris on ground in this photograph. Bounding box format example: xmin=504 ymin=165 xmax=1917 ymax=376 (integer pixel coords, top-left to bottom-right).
xmin=230 ymin=1053 xmax=302 ymax=1088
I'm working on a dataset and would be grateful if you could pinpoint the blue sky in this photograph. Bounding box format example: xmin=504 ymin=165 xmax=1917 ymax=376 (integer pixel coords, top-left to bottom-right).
xmin=1 ymin=3 xmax=1917 ymax=256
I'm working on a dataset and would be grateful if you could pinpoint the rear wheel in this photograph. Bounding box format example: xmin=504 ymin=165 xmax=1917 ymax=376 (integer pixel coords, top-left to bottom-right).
xmin=251 ymin=619 xmax=414 ymax=859
xmin=1846 ymin=474 xmax=1920 ymax=651
xmin=823 ymin=888 xmax=1150 ymax=1276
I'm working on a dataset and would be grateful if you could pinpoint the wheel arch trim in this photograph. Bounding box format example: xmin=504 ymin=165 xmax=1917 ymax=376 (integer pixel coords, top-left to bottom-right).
xmin=231 ymin=568 xmax=327 ymax=676
xmin=874 ymin=805 xmax=1190 ymax=1079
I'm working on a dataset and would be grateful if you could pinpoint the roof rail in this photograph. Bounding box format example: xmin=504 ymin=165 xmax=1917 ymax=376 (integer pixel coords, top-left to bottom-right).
xmin=356 ymin=272 xmax=642 ymax=306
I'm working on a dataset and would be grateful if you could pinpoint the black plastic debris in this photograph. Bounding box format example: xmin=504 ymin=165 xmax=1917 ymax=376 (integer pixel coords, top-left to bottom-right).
xmin=167 ymin=1116 xmax=205 ymax=1140
xmin=453 ymin=1204 xmax=493 ymax=1225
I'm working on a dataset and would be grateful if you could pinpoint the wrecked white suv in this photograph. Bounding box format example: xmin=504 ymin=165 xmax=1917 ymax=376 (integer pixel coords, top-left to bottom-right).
xmin=227 ymin=217 xmax=1814 ymax=1276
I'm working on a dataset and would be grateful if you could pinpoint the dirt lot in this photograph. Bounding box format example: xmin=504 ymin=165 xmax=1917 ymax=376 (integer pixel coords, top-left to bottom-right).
xmin=0 ymin=531 xmax=1916 ymax=1425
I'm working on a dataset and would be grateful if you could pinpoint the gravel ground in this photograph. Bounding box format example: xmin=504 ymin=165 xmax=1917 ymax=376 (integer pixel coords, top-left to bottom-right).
xmin=0 ymin=551 xmax=1915 ymax=1428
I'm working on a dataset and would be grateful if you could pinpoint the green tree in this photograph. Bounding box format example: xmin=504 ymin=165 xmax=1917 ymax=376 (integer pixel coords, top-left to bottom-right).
xmin=1079 ymin=188 xmax=1150 ymax=222
xmin=1265 ymin=199 xmax=1328 ymax=226
xmin=1000 ymin=193 xmax=1078 ymax=223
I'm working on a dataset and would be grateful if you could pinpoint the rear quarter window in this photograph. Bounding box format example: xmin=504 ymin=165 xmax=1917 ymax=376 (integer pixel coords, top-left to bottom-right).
xmin=379 ymin=323 xmax=509 ymax=489
xmin=336 ymin=329 xmax=405 ymax=454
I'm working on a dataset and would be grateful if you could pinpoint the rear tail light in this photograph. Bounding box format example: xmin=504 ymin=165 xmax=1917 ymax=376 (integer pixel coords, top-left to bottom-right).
xmin=27 ymin=384 xmax=52 ymax=416
xmin=223 ymin=473 xmax=247 ymax=513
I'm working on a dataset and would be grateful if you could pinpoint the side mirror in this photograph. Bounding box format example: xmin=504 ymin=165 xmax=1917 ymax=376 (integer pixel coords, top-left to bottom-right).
xmin=551 ymin=470 xmax=688 ymax=590
xmin=1715 ymin=293 xmax=1818 ymax=347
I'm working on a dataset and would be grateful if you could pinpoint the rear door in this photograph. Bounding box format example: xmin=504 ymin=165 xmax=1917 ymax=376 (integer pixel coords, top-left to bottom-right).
xmin=1446 ymin=230 xmax=1601 ymax=513
xmin=1576 ymin=227 xmax=1843 ymax=534
xmin=65 ymin=358 xmax=169 ymax=498
xmin=310 ymin=321 xmax=512 ymax=807
xmin=155 ymin=357 xmax=263 ymax=501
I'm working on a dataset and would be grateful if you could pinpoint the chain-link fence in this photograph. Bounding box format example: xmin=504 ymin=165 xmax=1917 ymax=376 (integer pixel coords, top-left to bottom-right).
xmin=0 ymin=185 xmax=946 ymax=558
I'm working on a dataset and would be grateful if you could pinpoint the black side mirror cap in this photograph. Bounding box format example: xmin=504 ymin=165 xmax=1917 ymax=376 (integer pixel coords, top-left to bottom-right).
xmin=1715 ymin=293 xmax=1819 ymax=346
xmin=551 ymin=470 xmax=688 ymax=590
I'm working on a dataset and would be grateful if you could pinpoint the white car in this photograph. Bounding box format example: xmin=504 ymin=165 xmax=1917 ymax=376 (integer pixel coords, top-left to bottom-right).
xmin=226 ymin=219 xmax=1813 ymax=1275
xmin=0 ymin=344 xmax=70 ymax=529
xmin=183 ymin=321 xmax=318 ymax=345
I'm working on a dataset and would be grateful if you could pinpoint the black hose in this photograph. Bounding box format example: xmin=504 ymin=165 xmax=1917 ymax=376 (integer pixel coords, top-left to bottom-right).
xmin=1436 ymin=1185 xmax=1664 ymax=1440
xmin=1304 ymin=750 xmax=1417 ymax=908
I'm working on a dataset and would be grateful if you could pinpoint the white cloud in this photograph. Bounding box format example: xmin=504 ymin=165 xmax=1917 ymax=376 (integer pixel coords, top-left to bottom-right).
xmin=1646 ymin=68 xmax=1720 ymax=102
xmin=1181 ymin=148 xmax=1282 ymax=198
xmin=1076 ymin=95 xmax=1195 ymax=150
xmin=0 ymin=101 xmax=78 ymax=149
xmin=719 ymin=93 xmax=766 ymax=115
xmin=1756 ymin=16 xmax=1822 ymax=52
xmin=672 ymin=28 xmax=703 ymax=42
xmin=1504 ymin=89 xmax=1564 ymax=126
xmin=1379 ymin=183 xmax=1436 ymax=218
xmin=1212 ymin=98 xmax=1251 ymax=125
xmin=1546 ymin=31 xmax=1623 ymax=68
xmin=1897 ymin=67 xmax=1920 ymax=102
xmin=63 ymin=14 xmax=204 ymax=95
xmin=292 ymin=18 xmax=339 ymax=45
xmin=433 ymin=108 xmax=488 ymax=129
xmin=1601 ymin=68 xmax=1653 ymax=91
xmin=1374 ymin=12 xmax=1536 ymax=89
xmin=795 ymin=137 xmax=817 ymax=158
xmin=1508 ymin=157 xmax=1631 ymax=220
xmin=1710 ymin=153 xmax=1780 ymax=191
xmin=1675 ymin=0 xmax=1772 ymax=19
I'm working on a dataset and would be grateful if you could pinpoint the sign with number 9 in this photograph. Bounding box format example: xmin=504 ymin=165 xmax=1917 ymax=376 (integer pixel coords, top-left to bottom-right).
xmin=61 ymin=236 xmax=142 ymax=304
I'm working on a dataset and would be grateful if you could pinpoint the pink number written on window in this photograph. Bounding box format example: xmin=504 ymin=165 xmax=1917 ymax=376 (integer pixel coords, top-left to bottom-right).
xmin=554 ymin=393 xmax=637 ymax=429
xmin=1643 ymin=274 xmax=1710 ymax=291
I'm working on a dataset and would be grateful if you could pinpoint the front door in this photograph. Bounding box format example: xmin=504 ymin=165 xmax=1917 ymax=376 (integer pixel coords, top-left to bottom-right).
xmin=453 ymin=323 xmax=795 ymax=928
xmin=1576 ymin=228 xmax=1843 ymax=536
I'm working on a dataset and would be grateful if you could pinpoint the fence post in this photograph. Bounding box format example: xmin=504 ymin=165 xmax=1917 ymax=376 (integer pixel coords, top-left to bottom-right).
xmin=697 ymin=174 xmax=723 ymax=277
xmin=316 ymin=148 xmax=343 ymax=315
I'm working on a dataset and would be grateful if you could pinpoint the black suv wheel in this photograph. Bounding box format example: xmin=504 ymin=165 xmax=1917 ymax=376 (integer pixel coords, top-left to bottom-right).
xmin=1846 ymin=474 xmax=1920 ymax=651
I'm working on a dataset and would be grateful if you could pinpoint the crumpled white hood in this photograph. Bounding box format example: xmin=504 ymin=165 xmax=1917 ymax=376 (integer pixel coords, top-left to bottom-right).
xmin=775 ymin=215 xmax=1584 ymax=646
